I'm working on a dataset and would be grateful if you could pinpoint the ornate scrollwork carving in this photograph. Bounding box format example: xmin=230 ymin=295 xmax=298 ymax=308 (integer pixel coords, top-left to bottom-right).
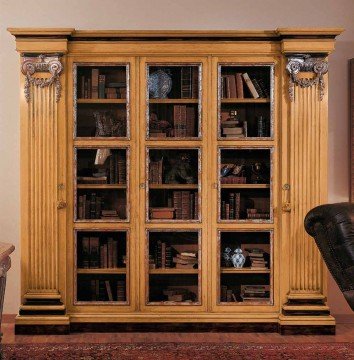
xmin=21 ymin=54 xmax=63 ymax=103
xmin=286 ymin=54 xmax=328 ymax=101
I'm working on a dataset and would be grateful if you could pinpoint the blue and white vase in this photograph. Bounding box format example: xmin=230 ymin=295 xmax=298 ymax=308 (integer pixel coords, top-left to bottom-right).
xmin=231 ymin=247 xmax=245 ymax=268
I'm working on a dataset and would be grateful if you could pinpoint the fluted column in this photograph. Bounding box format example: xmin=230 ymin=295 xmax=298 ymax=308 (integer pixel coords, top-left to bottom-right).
xmin=16 ymin=54 xmax=68 ymax=328
xmin=279 ymin=54 xmax=334 ymax=334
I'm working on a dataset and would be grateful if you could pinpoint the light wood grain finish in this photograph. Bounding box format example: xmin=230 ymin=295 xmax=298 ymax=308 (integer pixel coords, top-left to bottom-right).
xmin=288 ymin=83 xmax=326 ymax=297
xmin=10 ymin=28 xmax=341 ymax=332
xmin=27 ymin=83 xmax=59 ymax=292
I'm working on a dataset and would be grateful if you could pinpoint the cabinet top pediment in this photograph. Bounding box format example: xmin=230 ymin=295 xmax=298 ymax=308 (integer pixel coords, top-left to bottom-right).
xmin=8 ymin=28 xmax=343 ymax=41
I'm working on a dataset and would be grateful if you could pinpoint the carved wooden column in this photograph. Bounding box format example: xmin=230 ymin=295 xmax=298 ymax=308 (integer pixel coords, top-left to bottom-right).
xmin=279 ymin=49 xmax=336 ymax=334
xmin=9 ymin=30 xmax=73 ymax=333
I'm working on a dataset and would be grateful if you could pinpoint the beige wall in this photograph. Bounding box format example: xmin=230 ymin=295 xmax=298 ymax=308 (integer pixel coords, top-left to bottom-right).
xmin=0 ymin=0 xmax=353 ymax=315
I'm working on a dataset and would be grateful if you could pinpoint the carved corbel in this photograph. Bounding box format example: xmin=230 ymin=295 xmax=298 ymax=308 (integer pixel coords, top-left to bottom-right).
xmin=286 ymin=54 xmax=328 ymax=101
xmin=21 ymin=54 xmax=63 ymax=103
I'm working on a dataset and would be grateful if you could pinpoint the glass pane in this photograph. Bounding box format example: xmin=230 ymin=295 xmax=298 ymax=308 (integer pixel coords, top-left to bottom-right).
xmin=219 ymin=231 xmax=272 ymax=305
xmin=146 ymin=64 xmax=201 ymax=139
xmin=75 ymin=64 xmax=129 ymax=138
xmin=218 ymin=65 xmax=273 ymax=139
xmin=76 ymin=230 xmax=128 ymax=304
xmin=147 ymin=148 xmax=200 ymax=221
xmin=76 ymin=148 xmax=128 ymax=221
xmin=147 ymin=230 xmax=200 ymax=305
xmin=219 ymin=148 xmax=272 ymax=221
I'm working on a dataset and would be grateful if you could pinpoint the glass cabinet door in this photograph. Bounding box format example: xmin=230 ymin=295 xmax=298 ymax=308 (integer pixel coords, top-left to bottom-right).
xmin=212 ymin=59 xmax=278 ymax=312
xmin=69 ymin=60 xmax=137 ymax=311
xmin=139 ymin=59 xmax=208 ymax=311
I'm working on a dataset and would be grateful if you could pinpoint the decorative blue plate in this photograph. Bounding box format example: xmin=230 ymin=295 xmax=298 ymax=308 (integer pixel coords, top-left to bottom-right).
xmin=148 ymin=70 xmax=172 ymax=99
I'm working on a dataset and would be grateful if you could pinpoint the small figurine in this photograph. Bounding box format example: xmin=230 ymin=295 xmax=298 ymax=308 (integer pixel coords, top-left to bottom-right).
xmin=251 ymin=162 xmax=267 ymax=184
xmin=164 ymin=152 xmax=195 ymax=184
xmin=222 ymin=247 xmax=233 ymax=267
xmin=231 ymin=247 xmax=246 ymax=268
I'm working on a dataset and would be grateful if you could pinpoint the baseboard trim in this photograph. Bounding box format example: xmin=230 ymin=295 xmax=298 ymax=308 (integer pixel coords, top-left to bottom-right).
xmin=2 ymin=314 xmax=16 ymax=323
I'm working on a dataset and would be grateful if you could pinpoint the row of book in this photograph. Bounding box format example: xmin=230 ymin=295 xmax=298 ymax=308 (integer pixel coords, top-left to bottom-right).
xmin=221 ymin=193 xmax=241 ymax=220
xmin=84 ymin=279 xmax=126 ymax=302
xmin=109 ymin=152 xmax=126 ymax=184
xmin=80 ymin=237 xmax=126 ymax=269
xmin=181 ymin=67 xmax=199 ymax=99
xmin=221 ymin=72 xmax=269 ymax=99
xmin=173 ymin=191 xmax=198 ymax=220
xmin=173 ymin=105 xmax=196 ymax=137
xmin=77 ymin=193 xmax=120 ymax=220
xmin=79 ymin=68 xmax=127 ymax=99
xmin=149 ymin=158 xmax=163 ymax=184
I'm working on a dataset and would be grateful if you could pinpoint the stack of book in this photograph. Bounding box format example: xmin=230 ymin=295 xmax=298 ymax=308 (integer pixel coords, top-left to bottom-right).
xmin=220 ymin=285 xmax=237 ymax=302
xmin=220 ymin=176 xmax=247 ymax=184
xmin=79 ymin=68 xmax=126 ymax=99
xmin=173 ymin=105 xmax=196 ymax=137
xmin=78 ymin=193 xmax=103 ymax=220
xmin=181 ymin=67 xmax=199 ymax=99
xmin=153 ymin=240 xmax=173 ymax=268
xmin=149 ymin=208 xmax=175 ymax=220
xmin=77 ymin=175 xmax=107 ymax=184
xmin=246 ymin=209 xmax=270 ymax=220
xmin=109 ymin=152 xmax=126 ymax=184
xmin=221 ymin=193 xmax=241 ymax=220
xmin=173 ymin=191 xmax=198 ymax=220
xmin=240 ymin=285 xmax=270 ymax=303
xmin=149 ymin=158 xmax=163 ymax=184
xmin=245 ymin=248 xmax=269 ymax=270
xmin=220 ymin=110 xmax=247 ymax=138
xmin=101 ymin=209 xmax=120 ymax=219
xmin=88 ymin=279 xmax=126 ymax=302
xmin=221 ymin=72 xmax=269 ymax=99
xmin=162 ymin=287 xmax=195 ymax=302
xmin=173 ymin=251 xmax=198 ymax=269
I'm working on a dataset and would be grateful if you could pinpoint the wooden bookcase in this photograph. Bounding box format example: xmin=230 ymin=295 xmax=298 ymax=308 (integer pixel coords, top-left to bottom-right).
xmin=9 ymin=28 xmax=342 ymax=334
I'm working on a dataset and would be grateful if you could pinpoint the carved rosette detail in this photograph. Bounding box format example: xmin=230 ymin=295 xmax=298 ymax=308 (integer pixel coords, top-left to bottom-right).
xmin=286 ymin=55 xmax=328 ymax=101
xmin=21 ymin=54 xmax=63 ymax=103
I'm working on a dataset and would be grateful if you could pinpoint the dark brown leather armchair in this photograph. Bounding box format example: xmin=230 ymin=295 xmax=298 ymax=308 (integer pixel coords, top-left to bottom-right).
xmin=304 ymin=203 xmax=354 ymax=310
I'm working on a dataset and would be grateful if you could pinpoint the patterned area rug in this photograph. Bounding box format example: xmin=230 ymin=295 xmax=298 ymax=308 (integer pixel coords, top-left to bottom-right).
xmin=2 ymin=342 xmax=353 ymax=360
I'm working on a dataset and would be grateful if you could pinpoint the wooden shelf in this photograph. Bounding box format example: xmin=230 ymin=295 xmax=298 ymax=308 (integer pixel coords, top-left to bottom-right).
xmin=220 ymin=184 xmax=270 ymax=189
xmin=149 ymin=268 xmax=199 ymax=275
xmin=149 ymin=184 xmax=198 ymax=190
xmin=220 ymin=98 xmax=270 ymax=104
xmin=220 ymin=267 xmax=270 ymax=274
xmin=77 ymin=268 xmax=127 ymax=274
xmin=77 ymin=184 xmax=127 ymax=189
xmin=149 ymin=98 xmax=198 ymax=104
xmin=77 ymin=99 xmax=126 ymax=104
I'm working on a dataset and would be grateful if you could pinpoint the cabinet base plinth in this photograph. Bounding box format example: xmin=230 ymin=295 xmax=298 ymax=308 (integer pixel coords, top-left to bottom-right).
xmin=279 ymin=325 xmax=335 ymax=335
xmin=15 ymin=315 xmax=70 ymax=334
xmin=70 ymin=322 xmax=278 ymax=333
